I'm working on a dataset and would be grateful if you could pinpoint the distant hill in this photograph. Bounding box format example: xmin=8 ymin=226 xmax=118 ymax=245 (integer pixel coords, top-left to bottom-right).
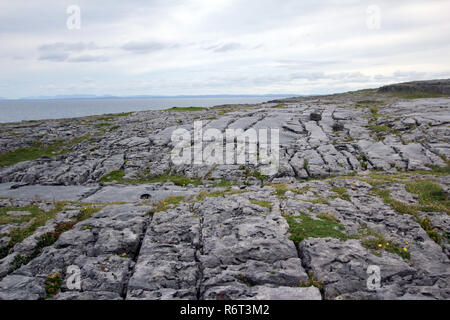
xmin=378 ymin=79 xmax=450 ymax=94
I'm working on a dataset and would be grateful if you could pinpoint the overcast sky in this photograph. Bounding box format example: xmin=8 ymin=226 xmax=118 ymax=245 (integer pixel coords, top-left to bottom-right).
xmin=1 ymin=0 xmax=449 ymax=98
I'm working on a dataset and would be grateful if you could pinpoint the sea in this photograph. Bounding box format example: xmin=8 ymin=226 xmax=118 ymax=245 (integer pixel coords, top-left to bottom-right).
xmin=0 ymin=96 xmax=293 ymax=123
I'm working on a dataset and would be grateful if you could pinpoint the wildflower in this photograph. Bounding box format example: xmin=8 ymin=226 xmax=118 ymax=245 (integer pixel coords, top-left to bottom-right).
xmin=386 ymin=242 xmax=390 ymax=246
xmin=405 ymin=241 xmax=409 ymax=245
xmin=378 ymin=244 xmax=382 ymax=247
xmin=403 ymin=247 xmax=408 ymax=252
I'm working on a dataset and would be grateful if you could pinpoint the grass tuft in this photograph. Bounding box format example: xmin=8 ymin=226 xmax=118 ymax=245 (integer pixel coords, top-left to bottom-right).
xmin=285 ymin=212 xmax=352 ymax=244
xmin=147 ymin=196 xmax=185 ymax=215
xmin=250 ymin=200 xmax=273 ymax=209
xmin=166 ymin=106 xmax=205 ymax=112
xmin=0 ymin=135 xmax=93 ymax=167
xmin=44 ymin=272 xmax=62 ymax=299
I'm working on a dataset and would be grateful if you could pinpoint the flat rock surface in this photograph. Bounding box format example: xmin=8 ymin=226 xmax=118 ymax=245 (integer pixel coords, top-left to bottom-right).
xmin=0 ymin=87 xmax=449 ymax=300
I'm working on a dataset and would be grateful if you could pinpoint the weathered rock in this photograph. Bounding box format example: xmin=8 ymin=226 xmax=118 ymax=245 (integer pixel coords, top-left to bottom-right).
xmin=0 ymin=86 xmax=449 ymax=300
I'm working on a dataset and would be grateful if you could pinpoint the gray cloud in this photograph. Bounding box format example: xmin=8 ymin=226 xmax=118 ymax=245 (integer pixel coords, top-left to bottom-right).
xmin=0 ymin=0 xmax=449 ymax=98
xmin=37 ymin=42 xmax=104 ymax=63
xmin=67 ymin=55 xmax=108 ymax=63
xmin=276 ymin=60 xmax=346 ymax=69
xmin=208 ymin=43 xmax=242 ymax=53
xmin=121 ymin=41 xmax=178 ymax=54
xmin=39 ymin=53 xmax=69 ymax=62
xmin=38 ymin=42 xmax=99 ymax=52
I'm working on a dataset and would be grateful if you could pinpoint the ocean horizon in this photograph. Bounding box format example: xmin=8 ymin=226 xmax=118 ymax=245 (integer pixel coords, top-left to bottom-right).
xmin=0 ymin=95 xmax=294 ymax=123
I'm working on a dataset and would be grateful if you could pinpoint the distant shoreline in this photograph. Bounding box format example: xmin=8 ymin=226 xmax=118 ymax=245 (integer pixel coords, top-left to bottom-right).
xmin=0 ymin=94 xmax=301 ymax=101
xmin=0 ymin=95 xmax=294 ymax=123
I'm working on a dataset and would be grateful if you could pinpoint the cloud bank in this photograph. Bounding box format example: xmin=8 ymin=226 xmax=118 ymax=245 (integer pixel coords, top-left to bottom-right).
xmin=0 ymin=0 xmax=449 ymax=98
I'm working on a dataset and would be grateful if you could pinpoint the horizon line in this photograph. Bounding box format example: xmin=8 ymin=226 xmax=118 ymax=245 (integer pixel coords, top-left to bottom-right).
xmin=0 ymin=93 xmax=306 ymax=101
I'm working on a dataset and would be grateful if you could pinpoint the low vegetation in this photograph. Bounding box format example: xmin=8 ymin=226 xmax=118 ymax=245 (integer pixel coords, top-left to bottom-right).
xmin=387 ymin=91 xmax=450 ymax=100
xmin=0 ymin=134 xmax=93 ymax=167
xmin=44 ymin=272 xmax=62 ymax=299
xmin=166 ymin=106 xmax=205 ymax=112
xmin=99 ymin=169 xmax=203 ymax=186
xmin=250 ymin=200 xmax=273 ymax=210
xmin=330 ymin=186 xmax=351 ymax=201
xmin=147 ymin=196 xmax=185 ymax=215
xmin=404 ymin=179 xmax=449 ymax=213
xmin=103 ymin=112 xmax=132 ymax=117
xmin=196 ymin=188 xmax=247 ymax=202
xmin=0 ymin=202 xmax=67 ymax=259
xmin=209 ymin=178 xmax=234 ymax=188
xmin=0 ymin=203 xmax=103 ymax=263
xmin=316 ymin=212 xmax=340 ymax=224
xmin=268 ymin=183 xmax=311 ymax=197
xmin=359 ymin=226 xmax=411 ymax=260
xmin=299 ymin=271 xmax=324 ymax=292
xmin=99 ymin=170 xmax=126 ymax=183
xmin=284 ymin=212 xmax=353 ymax=244
xmin=362 ymin=175 xmax=448 ymax=245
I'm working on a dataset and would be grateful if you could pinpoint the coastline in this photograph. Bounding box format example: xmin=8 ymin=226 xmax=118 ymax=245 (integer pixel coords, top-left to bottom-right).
xmin=0 ymin=81 xmax=449 ymax=300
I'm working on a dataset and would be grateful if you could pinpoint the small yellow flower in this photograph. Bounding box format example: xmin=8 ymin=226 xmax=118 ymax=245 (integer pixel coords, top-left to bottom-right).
xmin=403 ymin=247 xmax=408 ymax=251
xmin=83 ymin=207 xmax=87 ymax=210
xmin=405 ymin=241 xmax=409 ymax=245
xmin=386 ymin=242 xmax=390 ymax=246
xmin=378 ymin=244 xmax=382 ymax=247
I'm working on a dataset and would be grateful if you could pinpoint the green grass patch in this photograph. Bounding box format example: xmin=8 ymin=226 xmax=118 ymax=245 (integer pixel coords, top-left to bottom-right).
xmin=404 ymin=179 xmax=449 ymax=214
xmin=96 ymin=122 xmax=112 ymax=127
xmin=147 ymin=196 xmax=185 ymax=215
xmin=268 ymin=183 xmax=311 ymax=197
xmin=368 ymin=124 xmax=389 ymax=134
xmin=0 ymin=143 xmax=61 ymax=167
xmin=330 ymin=186 xmax=351 ymax=201
xmin=316 ymin=212 xmax=340 ymax=223
xmin=196 ymin=188 xmax=247 ymax=202
xmin=0 ymin=134 xmax=93 ymax=167
xmin=359 ymin=226 xmax=411 ymax=260
xmin=291 ymin=186 xmax=312 ymax=194
xmin=303 ymin=159 xmax=309 ymax=170
xmin=77 ymin=205 xmax=104 ymax=221
xmin=365 ymin=179 xmax=447 ymax=245
xmin=1 ymin=203 xmax=103 ymax=262
xmin=166 ymin=106 xmax=205 ymax=112
xmin=144 ymin=173 xmax=203 ymax=186
xmin=104 ymin=112 xmax=132 ymax=117
xmin=250 ymin=200 xmax=273 ymax=209
xmin=305 ymin=196 xmax=329 ymax=205
xmin=99 ymin=170 xmax=126 ymax=183
xmin=0 ymin=202 xmax=67 ymax=250
xmin=99 ymin=170 xmax=203 ymax=187
xmin=45 ymin=272 xmax=62 ymax=299
xmin=285 ymin=212 xmax=351 ymax=244
xmin=210 ymin=178 xmax=234 ymax=188
xmin=249 ymin=170 xmax=266 ymax=183
xmin=269 ymin=183 xmax=289 ymax=196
